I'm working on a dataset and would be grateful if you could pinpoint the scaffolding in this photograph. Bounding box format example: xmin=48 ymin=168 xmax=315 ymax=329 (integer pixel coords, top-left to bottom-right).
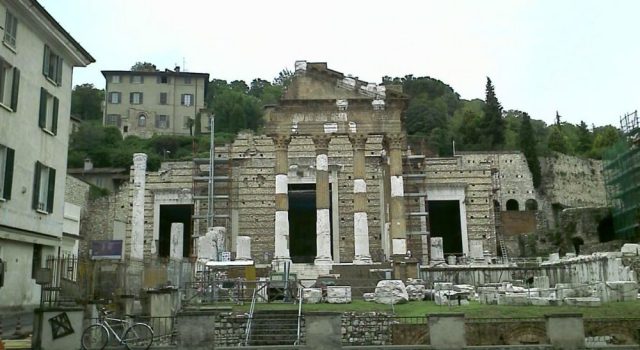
xmin=403 ymin=151 xmax=431 ymax=264
xmin=192 ymin=117 xmax=232 ymax=259
xmin=603 ymin=110 xmax=640 ymax=239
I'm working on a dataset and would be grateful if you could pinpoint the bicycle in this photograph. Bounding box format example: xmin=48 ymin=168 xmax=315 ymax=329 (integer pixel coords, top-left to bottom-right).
xmin=81 ymin=308 xmax=154 ymax=350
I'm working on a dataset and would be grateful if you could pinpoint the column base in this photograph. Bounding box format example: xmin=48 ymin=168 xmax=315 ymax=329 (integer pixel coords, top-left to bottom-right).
xmin=353 ymin=256 xmax=372 ymax=264
xmin=272 ymin=258 xmax=292 ymax=272
xmin=314 ymin=257 xmax=333 ymax=266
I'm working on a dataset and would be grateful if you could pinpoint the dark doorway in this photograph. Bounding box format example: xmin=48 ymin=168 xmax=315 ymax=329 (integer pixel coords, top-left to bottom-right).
xmin=159 ymin=204 xmax=193 ymax=258
xmin=289 ymin=184 xmax=317 ymax=263
xmin=428 ymin=200 xmax=463 ymax=255
xmin=506 ymin=199 xmax=520 ymax=211
xmin=598 ymin=214 xmax=615 ymax=242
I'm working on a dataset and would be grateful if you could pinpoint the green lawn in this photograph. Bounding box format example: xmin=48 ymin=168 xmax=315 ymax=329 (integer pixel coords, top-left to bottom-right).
xmin=216 ymin=300 xmax=640 ymax=318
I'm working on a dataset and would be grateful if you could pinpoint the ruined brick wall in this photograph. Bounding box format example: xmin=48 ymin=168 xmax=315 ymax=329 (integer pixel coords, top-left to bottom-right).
xmin=65 ymin=175 xmax=90 ymax=207
xmin=79 ymin=182 xmax=129 ymax=258
xmin=459 ymin=152 xmax=537 ymax=211
xmin=540 ymin=152 xmax=606 ymax=207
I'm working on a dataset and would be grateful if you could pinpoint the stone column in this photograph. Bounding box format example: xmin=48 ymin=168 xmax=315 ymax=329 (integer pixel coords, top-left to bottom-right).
xmin=236 ymin=236 xmax=251 ymax=260
xmin=170 ymin=223 xmax=184 ymax=260
xmin=350 ymin=134 xmax=372 ymax=264
xmin=385 ymin=134 xmax=407 ymax=256
xmin=313 ymin=135 xmax=332 ymax=265
xmin=273 ymin=135 xmax=292 ymax=264
xmin=131 ymin=153 xmax=147 ymax=260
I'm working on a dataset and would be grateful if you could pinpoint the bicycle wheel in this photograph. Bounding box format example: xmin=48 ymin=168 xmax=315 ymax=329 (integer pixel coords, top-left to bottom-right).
xmin=123 ymin=323 xmax=154 ymax=350
xmin=81 ymin=324 xmax=108 ymax=350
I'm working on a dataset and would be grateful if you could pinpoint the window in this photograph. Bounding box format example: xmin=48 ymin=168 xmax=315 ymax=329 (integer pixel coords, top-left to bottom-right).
xmin=4 ymin=11 xmax=17 ymax=49
xmin=155 ymin=114 xmax=169 ymax=129
xmin=138 ymin=114 xmax=146 ymax=127
xmin=38 ymin=88 xmax=58 ymax=134
xmin=105 ymin=114 xmax=121 ymax=127
xmin=130 ymin=75 xmax=143 ymax=84
xmin=130 ymin=92 xmax=143 ymax=104
xmin=32 ymin=161 xmax=55 ymax=214
xmin=184 ymin=77 xmax=192 ymax=84
xmin=159 ymin=92 xmax=167 ymax=105
xmin=0 ymin=58 xmax=19 ymax=111
xmin=42 ymin=45 xmax=63 ymax=85
xmin=181 ymin=94 xmax=193 ymax=106
xmin=108 ymin=91 xmax=121 ymax=104
xmin=158 ymin=75 xmax=169 ymax=84
xmin=111 ymin=75 xmax=120 ymax=84
xmin=0 ymin=145 xmax=15 ymax=200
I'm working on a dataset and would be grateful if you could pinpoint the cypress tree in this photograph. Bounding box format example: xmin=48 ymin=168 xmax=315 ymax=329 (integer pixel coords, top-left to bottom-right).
xmin=482 ymin=77 xmax=504 ymax=149
xmin=519 ymin=112 xmax=541 ymax=188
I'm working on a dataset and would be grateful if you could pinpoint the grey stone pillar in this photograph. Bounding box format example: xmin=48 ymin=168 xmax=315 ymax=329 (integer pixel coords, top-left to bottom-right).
xmin=273 ymin=135 xmax=292 ymax=265
xmin=428 ymin=313 xmax=466 ymax=349
xmin=546 ymin=313 xmax=585 ymax=350
xmin=305 ymin=312 xmax=342 ymax=350
xmin=385 ymin=134 xmax=407 ymax=256
xmin=313 ymin=135 xmax=332 ymax=265
xmin=350 ymin=133 xmax=372 ymax=264
xmin=176 ymin=310 xmax=218 ymax=349
xmin=131 ymin=153 xmax=147 ymax=260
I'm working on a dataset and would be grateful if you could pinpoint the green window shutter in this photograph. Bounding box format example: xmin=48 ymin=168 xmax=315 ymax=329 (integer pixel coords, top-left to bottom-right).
xmin=140 ymin=76 xmax=144 ymax=84
xmin=140 ymin=93 xmax=143 ymax=104
xmin=129 ymin=93 xmax=133 ymax=104
xmin=42 ymin=45 xmax=50 ymax=77
xmin=51 ymin=97 xmax=59 ymax=134
xmin=46 ymin=167 xmax=56 ymax=213
xmin=3 ymin=147 xmax=14 ymax=200
xmin=38 ymin=88 xmax=47 ymax=128
xmin=10 ymin=67 xmax=19 ymax=111
xmin=32 ymin=162 xmax=41 ymax=210
xmin=55 ymin=57 xmax=63 ymax=86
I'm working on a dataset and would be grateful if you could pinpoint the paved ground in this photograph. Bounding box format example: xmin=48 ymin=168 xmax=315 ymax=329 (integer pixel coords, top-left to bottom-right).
xmin=0 ymin=310 xmax=33 ymax=340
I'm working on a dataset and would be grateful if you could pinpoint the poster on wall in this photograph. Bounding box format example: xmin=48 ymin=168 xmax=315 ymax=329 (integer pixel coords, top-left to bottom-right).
xmin=90 ymin=240 xmax=123 ymax=260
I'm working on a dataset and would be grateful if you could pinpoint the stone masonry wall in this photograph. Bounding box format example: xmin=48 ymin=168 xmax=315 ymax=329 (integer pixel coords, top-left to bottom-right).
xmin=65 ymin=175 xmax=91 ymax=207
xmin=231 ymin=133 xmax=385 ymax=264
xmin=540 ymin=152 xmax=606 ymax=207
xmin=459 ymin=152 xmax=537 ymax=212
xmin=419 ymin=157 xmax=496 ymax=255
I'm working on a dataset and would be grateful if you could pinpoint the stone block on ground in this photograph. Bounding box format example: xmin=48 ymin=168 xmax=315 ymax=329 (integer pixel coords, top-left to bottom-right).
xmin=564 ymin=297 xmax=601 ymax=307
xmin=529 ymin=297 xmax=552 ymax=306
xmin=326 ymin=286 xmax=352 ymax=304
xmin=498 ymin=293 xmax=530 ymax=306
xmin=433 ymin=282 xmax=453 ymax=291
xmin=533 ymin=276 xmax=550 ymax=289
xmin=477 ymin=286 xmax=498 ymax=305
xmin=606 ymin=281 xmax=638 ymax=302
xmin=406 ymin=284 xmax=426 ymax=301
xmin=374 ymin=280 xmax=409 ymax=305
xmin=621 ymin=243 xmax=640 ymax=256
xmin=302 ymin=288 xmax=322 ymax=304
xmin=362 ymin=292 xmax=375 ymax=302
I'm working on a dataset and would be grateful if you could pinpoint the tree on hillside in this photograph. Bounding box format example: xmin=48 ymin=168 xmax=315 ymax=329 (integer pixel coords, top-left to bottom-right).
xmin=405 ymin=95 xmax=448 ymax=135
xmin=131 ymin=61 xmax=157 ymax=72
xmin=229 ymin=80 xmax=249 ymax=93
xmin=274 ymin=68 xmax=294 ymax=87
xmin=520 ymin=112 xmax=541 ymax=188
xmin=249 ymin=78 xmax=283 ymax=105
xmin=548 ymin=126 xmax=568 ymax=154
xmin=212 ymin=90 xmax=263 ymax=134
xmin=590 ymin=125 xmax=622 ymax=158
xmin=576 ymin=121 xmax=593 ymax=155
xmin=480 ymin=77 xmax=505 ymax=149
xmin=71 ymin=84 xmax=104 ymax=120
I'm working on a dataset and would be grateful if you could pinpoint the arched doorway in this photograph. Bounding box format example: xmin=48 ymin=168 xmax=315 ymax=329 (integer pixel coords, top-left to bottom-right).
xmin=525 ymin=199 xmax=538 ymax=211
xmin=506 ymin=199 xmax=519 ymax=211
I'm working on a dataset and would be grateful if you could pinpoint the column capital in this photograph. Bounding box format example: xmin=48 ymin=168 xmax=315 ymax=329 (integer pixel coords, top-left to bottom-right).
xmin=272 ymin=134 xmax=291 ymax=151
xmin=348 ymin=133 xmax=368 ymax=151
xmin=312 ymin=134 xmax=331 ymax=152
xmin=384 ymin=133 xmax=405 ymax=150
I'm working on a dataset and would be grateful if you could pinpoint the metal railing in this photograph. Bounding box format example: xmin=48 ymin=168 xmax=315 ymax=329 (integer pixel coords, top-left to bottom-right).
xmin=295 ymin=286 xmax=303 ymax=345
xmin=243 ymin=283 xmax=265 ymax=346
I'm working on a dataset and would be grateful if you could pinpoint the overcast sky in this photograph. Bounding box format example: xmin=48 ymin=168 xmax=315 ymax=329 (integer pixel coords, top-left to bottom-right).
xmin=41 ymin=0 xmax=639 ymax=128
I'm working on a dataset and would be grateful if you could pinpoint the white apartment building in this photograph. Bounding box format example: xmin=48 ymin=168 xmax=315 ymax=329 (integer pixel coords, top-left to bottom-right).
xmin=0 ymin=0 xmax=93 ymax=309
xmin=102 ymin=69 xmax=208 ymax=138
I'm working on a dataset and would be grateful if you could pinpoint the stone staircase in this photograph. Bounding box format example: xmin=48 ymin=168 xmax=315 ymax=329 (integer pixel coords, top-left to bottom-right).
xmin=248 ymin=310 xmax=300 ymax=346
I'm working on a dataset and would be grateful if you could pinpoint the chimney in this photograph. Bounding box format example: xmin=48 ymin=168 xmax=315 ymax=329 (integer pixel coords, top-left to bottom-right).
xmin=174 ymin=66 xmax=181 ymax=72
xmin=84 ymin=158 xmax=93 ymax=172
